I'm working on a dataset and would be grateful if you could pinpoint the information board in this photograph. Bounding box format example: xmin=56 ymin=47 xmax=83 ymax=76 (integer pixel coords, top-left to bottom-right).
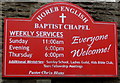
xmin=3 ymin=2 xmax=118 ymax=77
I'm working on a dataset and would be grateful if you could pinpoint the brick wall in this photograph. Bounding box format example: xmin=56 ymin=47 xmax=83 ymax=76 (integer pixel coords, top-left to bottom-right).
xmin=0 ymin=1 xmax=3 ymax=83
xmin=1 ymin=2 xmax=120 ymax=83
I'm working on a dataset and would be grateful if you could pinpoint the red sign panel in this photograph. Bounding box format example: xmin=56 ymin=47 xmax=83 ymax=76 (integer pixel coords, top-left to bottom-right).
xmin=3 ymin=2 xmax=118 ymax=77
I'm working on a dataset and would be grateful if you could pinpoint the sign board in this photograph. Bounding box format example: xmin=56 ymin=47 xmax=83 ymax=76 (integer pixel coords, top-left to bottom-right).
xmin=3 ymin=2 xmax=118 ymax=77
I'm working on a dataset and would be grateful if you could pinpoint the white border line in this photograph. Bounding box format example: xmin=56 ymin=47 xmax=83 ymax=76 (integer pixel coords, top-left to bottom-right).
xmin=114 ymin=24 xmax=118 ymax=75
xmin=6 ymin=74 xmax=117 ymax=76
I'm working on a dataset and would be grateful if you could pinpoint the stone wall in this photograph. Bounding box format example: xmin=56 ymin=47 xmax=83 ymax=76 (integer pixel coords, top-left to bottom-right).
xmin=1 ymin=2 xmax=120 ymax=83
